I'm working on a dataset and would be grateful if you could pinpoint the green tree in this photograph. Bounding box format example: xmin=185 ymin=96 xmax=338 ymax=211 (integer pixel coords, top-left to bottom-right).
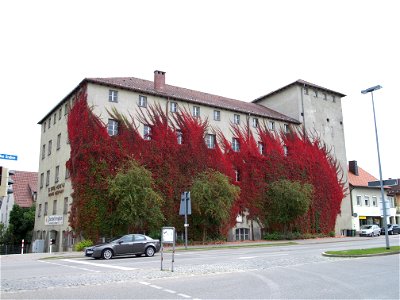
xmin=7 ymin=204 xmax=36 ymax=243
xmin=191 ymin=169 xmax=240 ymax=243
xmin=108 ymin=160 xmax=165 ymax=234
xmin=265 ymin=179 xmax=313 ymax=233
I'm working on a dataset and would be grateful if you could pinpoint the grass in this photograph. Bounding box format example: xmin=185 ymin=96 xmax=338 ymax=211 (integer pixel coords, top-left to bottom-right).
xmin=166 ymin=241 xmax=297 ymax=251
xmin=325 ymin=246 xmax=400 ymax=256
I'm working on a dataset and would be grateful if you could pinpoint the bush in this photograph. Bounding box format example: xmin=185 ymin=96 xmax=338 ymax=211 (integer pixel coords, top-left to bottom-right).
xmin=74 ymin=239 xmax=93 ymax=251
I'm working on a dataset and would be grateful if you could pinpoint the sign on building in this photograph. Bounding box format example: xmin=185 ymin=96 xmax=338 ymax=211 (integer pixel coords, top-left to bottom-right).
xmin=45 ymin=215 xmax=64 ymax=225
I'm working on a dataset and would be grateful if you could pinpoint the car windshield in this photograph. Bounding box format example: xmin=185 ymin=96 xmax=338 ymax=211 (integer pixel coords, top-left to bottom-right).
xmin=110 ymin=236 xmax=122 ymax=242
xmin=361 ymin=225 xmax=372 ymax=229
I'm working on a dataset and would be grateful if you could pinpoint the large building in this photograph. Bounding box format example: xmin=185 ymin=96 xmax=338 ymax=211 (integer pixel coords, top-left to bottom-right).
xmin=33 ymin=70 xmax=351 ymax=252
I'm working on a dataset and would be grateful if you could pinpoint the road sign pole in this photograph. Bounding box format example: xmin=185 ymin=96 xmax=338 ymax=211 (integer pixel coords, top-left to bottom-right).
xmin=184 ymin=192 xmax=188 ymax=250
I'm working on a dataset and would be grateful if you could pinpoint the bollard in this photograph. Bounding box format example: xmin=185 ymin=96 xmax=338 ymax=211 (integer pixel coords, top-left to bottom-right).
xmin=21 ymin=239 xmax=24 ymax=254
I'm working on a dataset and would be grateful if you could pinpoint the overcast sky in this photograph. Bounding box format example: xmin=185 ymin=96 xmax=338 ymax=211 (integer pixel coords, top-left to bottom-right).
xmin=1 ymin=0 xmax=398 ymax=180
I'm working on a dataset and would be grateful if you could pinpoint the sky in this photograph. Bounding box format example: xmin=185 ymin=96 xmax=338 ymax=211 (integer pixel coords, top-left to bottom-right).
xmin=1 ymin=0 xmax=399 ymax=180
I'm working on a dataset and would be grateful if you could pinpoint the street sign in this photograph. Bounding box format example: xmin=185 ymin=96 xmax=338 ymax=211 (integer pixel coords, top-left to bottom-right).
xmin=179 ymin=191 xmax=192 ymax=215
xmin=368 ymin=179 xmax=398 ymax=187
xmin=0 ymin=153 xmax=18 ymax=161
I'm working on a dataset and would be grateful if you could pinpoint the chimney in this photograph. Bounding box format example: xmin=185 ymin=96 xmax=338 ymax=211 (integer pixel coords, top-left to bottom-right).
xmin=349 ymin=160 xmax=359 ymax=176
xmin=154 ymin=70 xmax=166 ymax=91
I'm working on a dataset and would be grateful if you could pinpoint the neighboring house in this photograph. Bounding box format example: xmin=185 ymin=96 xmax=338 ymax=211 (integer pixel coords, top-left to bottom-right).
xmin=0 ymin=167 xmax=37 ymax=227
xmin=33 ymin=70 xmax=351 ymax=252
xmin=387 ymin=179 xmax=400 ymax=225
xmin=348 ymin=160 xmax=396 ymax=231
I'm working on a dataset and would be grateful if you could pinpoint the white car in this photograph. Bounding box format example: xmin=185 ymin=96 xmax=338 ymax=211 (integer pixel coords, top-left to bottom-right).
xmin=359 ymin=225 xmax=381 ymax=237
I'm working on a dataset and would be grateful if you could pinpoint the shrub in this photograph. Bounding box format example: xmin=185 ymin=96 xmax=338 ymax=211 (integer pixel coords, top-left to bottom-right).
xmin=74 ymin=239 xmax=93 ymax=251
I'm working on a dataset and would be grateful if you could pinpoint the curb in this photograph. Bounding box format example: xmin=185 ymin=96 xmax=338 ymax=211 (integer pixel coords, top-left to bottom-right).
xmin=322 ymin=251 xmax=400 ymax=258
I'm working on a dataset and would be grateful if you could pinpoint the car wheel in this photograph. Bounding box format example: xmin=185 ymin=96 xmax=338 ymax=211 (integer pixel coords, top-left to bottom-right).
xmin=145 ymin=246 xmax=155 ymax=257
xmin=102 ymin=249 xmax=113 ymax=260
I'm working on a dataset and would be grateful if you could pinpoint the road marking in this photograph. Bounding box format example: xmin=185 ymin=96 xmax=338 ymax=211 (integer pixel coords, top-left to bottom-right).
xmin=238 ymin=256 xmax=258 ymax=259
xmin=61 ymin=259 xmax=137 ymax=271
xmin=178 ymin=293 xmax=191 ymax=298
xmin=39 ymin=260 xmax=100 ymax=273
xmin=149 ymin=284 xmax=162 ymax=289
xmin=139 ymin=281 xmax=195 ymax=299
xmin=164 ymin=289 xmax=177 ymax=294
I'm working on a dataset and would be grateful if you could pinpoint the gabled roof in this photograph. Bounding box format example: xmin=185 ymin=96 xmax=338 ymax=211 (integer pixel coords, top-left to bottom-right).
xmin=348 ymin=166 xmax=380 ymax=188
xmin=10 ymin=171 xmax=37 ymax=208
xmin=252 ymin=79 xmax=346 ymax=103
xmin=38 ymin=75 xmax=300 ymax=124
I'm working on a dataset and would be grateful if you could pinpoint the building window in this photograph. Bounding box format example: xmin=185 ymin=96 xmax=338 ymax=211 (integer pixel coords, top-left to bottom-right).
xmin=304 ymin=87 xmax=308 ymax=95
xmin=57 ymin=133 xmax=61 ymax=150
xmin=176 ymin=130 xmax=183 ymax=145
xmin=258 ymin=142 xmax=264 ymax=155
xmin=214 ymin=110 xmax=221 ymax=121
xmin=40 ymin=173 xmax=44 ymax=189
xmin=364 ymin=196 xmax=370 ymax=206
xmin=138 ymin=95 xmax=147 ymax=107
xmin=65 ymin=166 xmax=70 ymax=179
xmin=48 ymin=140 xmax=52 ymax=156
xmin=109 ymin=90 xmax=118 ymax=102
xmin=38 ymin=204 xmax=42 ymax=217
xmin=59 ymin=108 xmax=62 ymax=120
xmin=283 ymin=145 xmax=288 ymax=156
xmin=323 ymin=93 xmax=327 ymax=100
xmin=252 ymin=118 xmax=258 ymax=128
xmin=313 ymin=90 xmax=318 ymax=98
xmin=233 ymin=114 xmax=240 ymax=125
xmin=46 ymin=170 xmax=50 ymax=187
xmin=42 ymin=144 xmax=46 ymax=159
xmin=44 ymin=202 xmax=48 ymax=216
xmin=53 ymin=200 xmax=57 ymax=215
xmin=235 ymin=228 xmax=249 ymax=241
xmin=170 ymin=102 xmax=178 ymax=113
xmin=232 ymin=138 xmax=240 ymax=152
xmin=372 ymin=196 xmax=377 ymax=207
xmin=143 ymin=125 xmax=151 ymax=140
xmin=268 ymin=121 xmax=275 ymax=131
xmin=64 ymin=103 xmax=70 ymax=116
xmin=55 ymin=166 xmax=60 ymax=183
xmin=107 ymin=119 xmax=119 ymax=136
xmin=53 ymin=113 xmax=57 ymax=125
xmin=193 ymin=106 xmax=200 ymax=117
xmin=356 ymin=195 xmax=362 ymax=206
xmin=43 ymin=122 xmax=46 ymax=133
xmin=205 ymin=134 xmax=216 ymax=149
xmin=63 ymin=197 xmax=68 ymax=215
xmin=284 ymin=124 xmax=289 ymax=133
xmin=48 ymin=117 xmax=51 ymax=129
xmin=235 ymin=169 xmax=241 ymax=182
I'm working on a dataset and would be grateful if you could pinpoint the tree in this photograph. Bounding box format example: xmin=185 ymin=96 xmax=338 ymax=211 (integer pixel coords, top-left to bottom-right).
xmin=108 ymin=160 xmax=165 ymax=234
xmin=191 ymin=169 xmax=240 ymax=243
xmin=264 ymin=179 xmax=313 ymax=233
xmin=7 ymin=204 xmax=36 ymax=243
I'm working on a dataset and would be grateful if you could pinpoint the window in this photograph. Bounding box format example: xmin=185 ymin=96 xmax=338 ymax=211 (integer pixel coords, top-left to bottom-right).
xmin=46 ymin=170 xmax=50 ymax=187
xmin=57 ymin=133 xmax=61 ymax=150
xmin=65 ymin=166 xmax=70 ymax=179
xmin=44 ymin=202 xmax=48 ymax=216
xmin=43 ymin=122 xmax=46 ymax=133
xmin=268 ymin=121 xmax=275 ymax=131
xmin=235 ymin=228 xmax=249 ymax=241
xmin=109 ymin=90 xmax=118 ymax=102
xmin=214 ymin=110 xmax=221 ymax=121
xmin=205 ymin=134 xmax=216 ymax=149
xmin=372 ymin=196 xmax=377 ymax=207
xmin=138 ymin=95 xmax=147 ymax=107
xmin=235 ymin=169 xmax=241 ymax=182
xmin=258 ymin=142 xmax=264 ymax=155
xmin=304 ymin=87 xmax=308 ymax=95
xmin=63 ymin=197 xmax=68 ymax=215
xmin=53 ymin=200 xmax=57 ymax=215
xmin=38 ymin=204 xmax=42 ymax=217
xmin=177 ymin=130 xmax=183 ymax=144
xmin=48 ymin=140 xmax=52 ymax=156
xmin=170 ymin=102 xmax=178 ymax=113
xmin=193 ymin=106 xmax=200 ymax=117
xmin=356 ymin=195 xmax=362 ymax=206
xmin=64 ymin=103 xmax=69 ymax=115
xmin=58 ymin=108 xmax=62 ymax=120
xmin=53 ymin=113 xmax=57 ymax=125
xmin=143 ymin=125 xmax=151 ymax=140
xmin=40 ymin=173 xmax=44 ymax=189
xmin=48 ymin=117 xmax=51 ymax=129
xmin=283 ymin=145 xmax=288 ymax=156
xmin=252 ymin=118 xmax=258 ymax=128
xmin=42 ymin=144 xmax=46 ymax=159
xmin=364 ymin=196 xmax=370 ymax=206
xmin=323 ymin=93 xmax=327 ymax=100
xmin=233 ymin=114 xmax=240 ymax=125
xmin=332 ymin=96 xmax=336 ymax=103
xmin=313 ymin=90 xmax=318 ymax=98
xmin=284 ymin=124 xmax=289 ymax=133
xmin=55 ymin=166 xmax=60 ymax=183
xmin=107 ymin=119 xmax=119 ymax=136
xmin=232 ymin=138 xmax=240 ymax=152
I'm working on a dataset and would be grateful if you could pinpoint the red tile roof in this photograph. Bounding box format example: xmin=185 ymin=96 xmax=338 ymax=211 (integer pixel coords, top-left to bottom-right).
xmin=348 ymin=166 xmax=379 ymax=188
xmin=10 ymin=171 xmax=37 ymax=208
xmin=85 ymin=77 xmax=299 ymax=124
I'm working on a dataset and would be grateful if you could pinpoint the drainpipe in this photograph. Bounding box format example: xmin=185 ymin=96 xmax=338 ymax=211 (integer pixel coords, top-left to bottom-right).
xmin=300 ymin=83 xmax=306 ymax=136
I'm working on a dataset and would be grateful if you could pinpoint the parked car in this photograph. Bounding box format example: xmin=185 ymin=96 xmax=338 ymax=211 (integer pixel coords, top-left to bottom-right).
xmin=359 ymin=224 xmax=381 ymax=237
xmin=380 ymin=224 xmax=400 ymax=235
xmin=85 ymin=234 xmax=161 ymax=259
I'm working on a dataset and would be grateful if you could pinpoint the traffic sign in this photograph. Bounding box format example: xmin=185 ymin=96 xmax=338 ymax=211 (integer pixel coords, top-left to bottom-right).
xmin=368 ymin=179 xmax=398 ymax=187
xmin=0 ymin=153 xmax=18 ymax=161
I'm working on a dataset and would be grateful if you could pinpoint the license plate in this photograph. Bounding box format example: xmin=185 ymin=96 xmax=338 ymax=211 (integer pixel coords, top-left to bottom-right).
xmin=86 ymin=250 xmax=93 ymax=254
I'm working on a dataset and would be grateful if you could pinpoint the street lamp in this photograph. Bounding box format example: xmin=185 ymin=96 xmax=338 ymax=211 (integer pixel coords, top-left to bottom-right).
xmin=361 ymin=85 xmax=390 ymax=249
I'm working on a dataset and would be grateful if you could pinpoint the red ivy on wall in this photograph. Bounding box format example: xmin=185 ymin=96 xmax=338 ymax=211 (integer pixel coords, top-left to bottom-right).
xmin=67 ymin=89 xmax=345 ymax=240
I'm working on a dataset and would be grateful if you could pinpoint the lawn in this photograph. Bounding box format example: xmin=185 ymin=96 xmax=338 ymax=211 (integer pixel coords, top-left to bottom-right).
xmin=325 ymin=246 xmax=400 ymax=256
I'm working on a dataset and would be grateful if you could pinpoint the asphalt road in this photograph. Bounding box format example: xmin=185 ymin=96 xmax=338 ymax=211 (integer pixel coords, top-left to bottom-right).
xmin=1 ymin=235 xmax=399 ymax=299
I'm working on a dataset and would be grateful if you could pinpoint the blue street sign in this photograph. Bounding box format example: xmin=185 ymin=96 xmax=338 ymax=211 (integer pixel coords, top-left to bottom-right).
xmin=368 ymin=179 xmax=398 ymax=187
xmin=0 ymin=153 xmax=18 ymax=161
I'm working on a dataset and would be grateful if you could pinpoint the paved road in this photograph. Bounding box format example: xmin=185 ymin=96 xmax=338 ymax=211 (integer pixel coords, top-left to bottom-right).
xmin=1 ymin=235 xmax=399 ymax=299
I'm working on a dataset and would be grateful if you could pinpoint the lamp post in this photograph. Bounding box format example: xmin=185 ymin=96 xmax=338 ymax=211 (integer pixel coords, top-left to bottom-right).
xmin=361 ymin=85 xmax=390 ymax=249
